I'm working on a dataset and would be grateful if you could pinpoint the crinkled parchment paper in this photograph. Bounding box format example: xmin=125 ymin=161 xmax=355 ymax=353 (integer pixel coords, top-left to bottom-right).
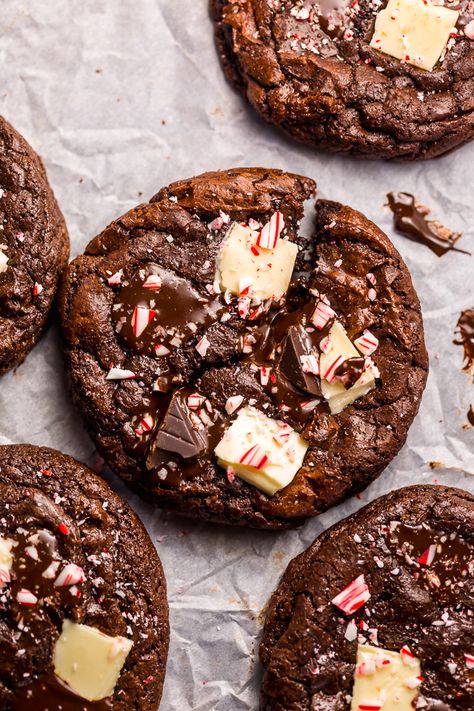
xmin=0 ymin=2 xmax=473 ymax=709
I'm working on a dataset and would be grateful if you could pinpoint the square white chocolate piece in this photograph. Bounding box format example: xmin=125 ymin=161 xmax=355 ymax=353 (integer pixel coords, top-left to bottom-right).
xmin=351 ymin=644 xmax=422 ymax=711
xmin=0 ymin=536 xmax=15 ymax=569
xmin=53 ymin=620 xmax=133 ymax=701
xmin=214 ymin=406 xmax=308 ymax=496
xmin=370 ymin=0 xmax=459 ymax=71
xmin=320 ymin=321 xmax=377 ymax=414
xmin=217 ymin=222 xmax=298 ymax=300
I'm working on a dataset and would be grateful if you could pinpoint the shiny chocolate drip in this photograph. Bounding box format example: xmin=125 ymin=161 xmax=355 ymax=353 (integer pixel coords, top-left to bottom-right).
xmin=112 ymin=265 xmax=226 ymax=355
xmin=389 ymin=522 xmax=473 ymax=606
xmin=386 ymin=192 xmax=469 ymax=257
xmin=454 ymin=308 xmax=474 ymax=373
xmin=333 ymin=356 xmax=365 ymax=388
xmin=11 ymin=670 xmax=112 ymax=711
xmin=243 ymin=298 xmax=332 ymax=424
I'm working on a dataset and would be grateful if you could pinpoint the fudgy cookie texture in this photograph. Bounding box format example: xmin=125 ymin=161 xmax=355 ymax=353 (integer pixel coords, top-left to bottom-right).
xmin=0 ymin=116 xmax=69 ymax=375
xmin=0 ymin=444 xmax=168 ymax=710
xmin=59 ymin=168 xmax=428 ymax=529
xmin=210 ymin=0 xmax=474 ymax=160
xmin=260 ymin=485 xmax=474 ymax=710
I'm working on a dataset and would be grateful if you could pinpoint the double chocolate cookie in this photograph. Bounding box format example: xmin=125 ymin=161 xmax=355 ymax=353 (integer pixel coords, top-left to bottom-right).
xmin=59 ymin=168 xmax=428 ymax=529
xmin=260 ymin=485 xmax=474 ymax=710
xmin=0 ymin=444 xmax=169 ymax=710
xmin=0 ymin=117 xmax=69 ymax=374
xmin=211 ymin=0 xmax=474 ymax=160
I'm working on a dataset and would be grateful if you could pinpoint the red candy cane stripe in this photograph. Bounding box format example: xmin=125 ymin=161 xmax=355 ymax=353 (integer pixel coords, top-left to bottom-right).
xmin=260 ymin=367 xmax=270 ymax=386
xmin=16 ymin=589 xmax=38 ymax=606
xmin=238 ymin=296 xmax=251 ymax=319
xmin=140 ymin=414 xmax=154 ymax=431
xmin=239 ymin=444 xmax=269 ymax=470
xmin=358 ymin=702 xmax=383 ymax=711
xmin=301 ymin=354 xmax=320 ymax=376
xmin=354 ymin=331 xmax=379 ymax=356
xmin=400 ymin=645 xmax=417 ymax=666
xmin=0 ymin=565 xmax=11 ymax=588
xmin=323 ymin=355 xmax=345 ymax=383
xmin=132 ymin=306 xmax=156 ymax=338
xmin=239 ymin=277 xmax=253 ymax=296
xmin=273 ymin=424 xmax=292 ymax=447
xmin=366 ymin=272 xmax=377 ymax=286
xmin=256 ymin=212 xmax=285 ymax=250
xmin=143 ymin=274 xmax=162 ymax=289
xmin=33 ymin=282 xmax=43 ymax=297
xmin=155 ymin=344 xmax=170 ymax=357
xmin=311 ymin=301 xmax=335 ymax=330
xmin=187 ymin=393 xmax=206 ymax=410
xmin=418 ymin=544 xmax=436 ymax=566
xmin=332 ymin=574 xmax=371 ymax=615
xmin=464 ymin=653 xmax=474 ymax=669
xmin=55 ymin=563 xmax=86 ymax=587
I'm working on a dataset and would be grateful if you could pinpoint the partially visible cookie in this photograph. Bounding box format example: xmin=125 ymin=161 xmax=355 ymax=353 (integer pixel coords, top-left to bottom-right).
xmin=59 ymin=167 xmax=427 ymax=529
xmin=0 ymin=117 xmax=69 ymax=375
xmin=260 ymin=485 xmax=474 ymax=710
xmin=0 ymin=444 xmax=169 ymax=709
xmin=211 ymin=0 xmax=474 ymax=160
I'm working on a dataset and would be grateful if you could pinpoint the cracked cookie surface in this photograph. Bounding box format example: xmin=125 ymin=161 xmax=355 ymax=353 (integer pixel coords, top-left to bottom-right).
xmin=210 ymin=0 xmax=474 ymax=160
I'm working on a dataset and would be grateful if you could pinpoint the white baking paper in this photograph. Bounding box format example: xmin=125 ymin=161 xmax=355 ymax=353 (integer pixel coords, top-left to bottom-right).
xmin=0 ymin=2 xmax=473 ymax=709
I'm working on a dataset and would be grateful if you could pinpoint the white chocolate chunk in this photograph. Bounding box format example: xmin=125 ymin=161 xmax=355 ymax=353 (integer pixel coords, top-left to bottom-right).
xmin=0 ymin=250 xmax=9 ymax=274
xmin=0 ymin=536 xmax=15 ymax=568
xmin=320 ymin=322 xmax=378 ymax=414
xmin=370 ymin=0 xmax=458 ymax=71
xmin=217 ymin=222 xmax=298 ymax=300
xmin=53 ymin=620 xmax=133 ymax=701
xmin=351 ymin=644 xmax=422 ymax=711
xmin=214 ymin=406 xmax=308 ymax=496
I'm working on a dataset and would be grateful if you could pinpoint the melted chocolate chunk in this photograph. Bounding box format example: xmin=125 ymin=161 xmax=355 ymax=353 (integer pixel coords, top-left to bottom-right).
xmin=152 ymin=391 xmax=209 ymax=459
xmin=112 ymin=266 xmax=225 ymax=355
xmin=468 ymin=405 xmax=474 ymax=426
xmin=12 ymin=670 xmax=112 ymax=711
xmin=389 ymin=522 xmax=473 ymax=606
xmin=387 ymin=192 xmax=469 ymax=257
xmin=333 ymin=356 xmax=365 ymax=388
xmin=454 ymin=308 xmax=474 ymax=373
xmin=278 ymin=325 xmax=321 ymax=396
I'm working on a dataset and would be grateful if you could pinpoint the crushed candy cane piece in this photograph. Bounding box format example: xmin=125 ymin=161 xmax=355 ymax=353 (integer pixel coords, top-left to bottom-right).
xmin=106 ymin=367 xmax=136 ymax=380
xmin=225 ymin=395 xmax=244 ymax=415
xmin=256 ymin=211 xmax=285 ymax=250
xmin=16 ymin=589 xmax=38 ymax=606
xmin=195 ymin=336 xmax=210 ymax=357
xmin=33 ymin=282 xmax=43 ymax=296
xmin=132 ymin=306 xmax=156 ymax=338
xmin=55 ymin=564 xmax=86 ymax=587
xmin=311 ymin=301 xmax=335 ymax=330
xmin=143 ymin=274 xmax=162 ymax=289
xmin=332 ymin=574 xmax=371 ymax=615
xmin=239 ymin=444 xmax=269 ymax=470
xmin=187 ymin=393 xmax=206 ymax=410
xmin=418 ymin=544 xmax=436 ymax=566
xmin=354 ymin=331 xmax=379 ymax=356
xmin=107 ymin=270 xmax=123 ymax=286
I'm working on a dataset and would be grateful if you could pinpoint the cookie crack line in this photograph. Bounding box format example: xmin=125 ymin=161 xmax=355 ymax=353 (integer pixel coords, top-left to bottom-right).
xmin=60 ymin=168 xmax=428 ymax=529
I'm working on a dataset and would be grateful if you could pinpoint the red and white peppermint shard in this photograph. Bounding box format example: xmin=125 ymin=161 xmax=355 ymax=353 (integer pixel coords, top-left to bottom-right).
xmin=354 ymin=331 xmax=379 ymax=356
xmin=225 ymin=395 xmax=244 ymax=415
xmin=311 ymin=301 xmax=335 ymax=330
xmin=16 ymin=589 xmax=38 ymax=606
xmin=256 ymin=211 xmax=285 ymax=250
xmin=143 ymin=274 xmax=162 ymax=289
xmin=196 ymin=335 xmax=210 ymax=357
xmin=366 ymin=272 xmax=377 ymax=286
xmin=55 ymin=563 xmax=86 ymax=587
xmin=132 ymin=306 xmax=156 ymax=338
xmin=139 ymin=414 xmax=154 ymax=431
xmin=358 ymin=702 xmax=383 ymax=711
xmin=405 ymin=675 xmax=423 ymax=689
xmin=400 ymin=645 xmax=417 ymax=667
xmin=155 ymin=344 xmax=170 ymax=357
xmin=260 ymin=367 xmax=270 ymax=386
xmin=107 ymin=270 xmax=123 ymax=286
xmin=238 ymin=296 xmax=251 ymax=319
xmin=464 ymin=653 xmax=474 ymax=669
xmin=239 ymin=444 xmax=269 ymax=470
xmin=418 ymin=544 xmax=436 ymax=566
xmin=323 ymin=355 xmax=345 ymax=383
xmin=0 ymin=565 xmax=11 ymax=588
xmin=239 ymin=277 xmax=253 ymax=296
xmin=187 ymin=393 xmax=206 ymax=410
xmin=331 ymin=574 xmax=371 ymax=615
xmin=33 ymin=282 xmax=43 ymax=297
xmin=106 ymin=367 xmax=136 ymax=380
xmin=301 ymin=354 xmax=320 ymax=376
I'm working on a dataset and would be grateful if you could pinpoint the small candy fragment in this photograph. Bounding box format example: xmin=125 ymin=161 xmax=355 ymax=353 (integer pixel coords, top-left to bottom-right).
xmin=311 ymin=301 xmax=335 ymax=330
xmin=143 ymin=274 xmax=162 ymax=289
xmin=155 ymin=344 xmax=170 ymax=357
xmin=418 ymin=544 xmax=436 ymax=566
xmin=33 ymin=282 xmax=43 ymax=296
xmin=0 ymin=250 xmax=9 ymax=273
xmin=131 ymin=306 xmax=156 ymax=338
xmin=464 ymin=653 xmax=474 ymax=669
xmin=400 ymin=646 xmax=418 ymax=667
xmin=332 ymin=574 xmax=371 ymax=615
xmin=195 ymin=335 xmax=210 ymax=357
xmin=225 ymin=395 xmax=244 ymax=415
xmin=55 ymin=564 xmax=86 ymax=587
xmin=187 ymin=393 xmax=206 ymax=411
xmin=354 ymin=331 xmax=379 ymax=357
xmin=256 ymin=211 xmax=285 ymax=250
xmin=16 ymin=589 xmax=38 ymax=606
xmin=53 ymin=620 xmax=133 ymax=701
xmin=107 ymin=270 xmax=123 ymax=286
xmin=106 ymin=367 xmax=136 ymax=380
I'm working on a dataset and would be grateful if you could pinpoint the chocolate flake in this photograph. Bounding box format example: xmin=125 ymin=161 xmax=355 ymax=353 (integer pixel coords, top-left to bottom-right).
xmin=454 ymin=307 xmax=474 ymax=374
xmin=387 ymin=192 xmax=469 ymax=257
xmin=151 ymin=392 xmax=208 ymax=459
xmin=278 ymin=325 xmax=321 ymax=396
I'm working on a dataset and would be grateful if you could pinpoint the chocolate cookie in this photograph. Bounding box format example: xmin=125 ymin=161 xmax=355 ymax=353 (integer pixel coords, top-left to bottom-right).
xmin=0 ymin=117 xmax=69 ymax=375
xmin=59 ymin=167 xmax=428 ymax=529
xmin=0 ymin=444 xmax=168 ymax=709
xmin=211 ymin=0 xmax=474 ymax=160
xmin=260 ymin=485 xmax=474 ymax=710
